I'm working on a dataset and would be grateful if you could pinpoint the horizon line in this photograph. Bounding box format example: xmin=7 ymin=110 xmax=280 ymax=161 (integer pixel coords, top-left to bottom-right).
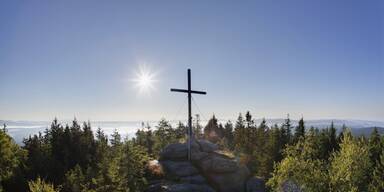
xmin=2 ymin=118 xmax=384 ymax=124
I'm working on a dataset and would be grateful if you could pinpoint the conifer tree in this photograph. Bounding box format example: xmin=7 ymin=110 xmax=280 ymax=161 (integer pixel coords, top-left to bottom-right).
xmin=267 ymin=134 xmax=329 ymax=191
xmin=269 ymin=124 xmax=283 ymax=162
xmin=337 ymin=124 xmax=347 ymax=144
xmin=116 ymin=142 xmax=150 ymax=191
xmin=368 ymin=149 xmax=384 ymax=192
xmin=204 ymin=115 xmax=221 ymax=142
xmin=94 ymin=128 xmax=109 ymax=170
xmin=329 ymin=121 xmax=338 ymax=151
xmin=144 ymin=123 xmax=154 ymax=155
xmin=234 ymin=113 xmax=246 ymax=152
xmin=281 ymin=114 xmax=292 ymax=146
xmin=111 ymin=129 xmax=122 ymax=148
xmin=0 ymin=129 xmax=26 ymax=191
xmin=252 ymin=118 xmax=270 ymax=177
xmin=62 ymin=165 xmax=88 ymax=192
xmin=23 ymin=132 xmax=52 ymax=184
xmin=28 ymin=177 xmax=57 ymax=192
xmin=317 ymin=126 xmax=337 ymax=161
xmin=174 ymin=121 xmax=186 ymax=140
xmin=96 ymin=127 xmax=108 ymax=144
xmin=369 ymin=127 xmax=382 ymax=165
xmin=293 ymin=118 xmax=305 ymax=143
xmin=193 ymin=114 xmax=203 ymax=139
xmin=245 ymin=111 xmax=254 ymax=128
xmin=330 ymin=131 xmax=372 ymax=191
xmin=134 ymin=128 xmax=145 ymax=147
xmin=243 ymin=111 xmax=256 ymax=153
xmin=285 ymin=114 xmax=292 ymax=141
xmin=153 ymin=119 xmax=176 ymax=156
xmin=223 ymin=121 xmax=234 ymax=150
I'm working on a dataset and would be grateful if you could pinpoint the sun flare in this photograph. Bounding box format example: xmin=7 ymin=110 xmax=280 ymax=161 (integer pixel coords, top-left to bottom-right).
xmin=133 ymin=66 xmax=156 ymax=94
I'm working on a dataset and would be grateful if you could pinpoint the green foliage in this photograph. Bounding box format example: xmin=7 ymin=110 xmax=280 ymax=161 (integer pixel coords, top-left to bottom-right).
xmin=369 ymin=127 xmax=382 ymax=165
xmin=293 ymin=118 xmax=305 ymax=143
xmin=62 ymin=165 xmax=88 ymax=192
xmin=134 ymin=123 xmax=154 ymax=155
xmin=110 ymin=129 xmax=122 ymax=148
xmin=0 ymin=128 xmax=27 ymax=191
xmin=222 ymin=121 xmax=234 ymax=150
xmin=328 ymin=122 xmax=338 ymax=152
xmin=204 ymin=115 xmax=224 ymax=143
xmin=0 ymin=118 xmax=152 ymax=192
xmin=1 ymin=114 xmax=384 ymax=192
xmin=234 ymin=113 xmax=246 ymax=152
xmin=317 ymin=126 xmax=339 ymax=160
xmin=193 ymin=114 xmax=203 ymax=139
xmin=0 ymin=130 xmax=23 ymax=180
xmin=153 ymin=119 xmax=179 ymax=156
xmin=268 ymin=125 xmax=383 ymax=192
xmin=329 ymin=132 xmax=372 ymax=192
xmin=368 ymin=149 xmax=384 ymax=192
xmin=62 ymin=142 xmax=149 ymax=192
xmin=281 ymin=114 xmax=292 ymax=145
xmin=267 ymin=137 xmax=329 ymax=192
xmin=22 ymin=119 xmax=97 ymax=185
xmin=233 ymin=112 xmax=293 ymax=179
xmin=250 ymin=118 xmax=269 ymax=177
xmin=115 ymin=142 xmax=149 ymax=191
xmin=28 ymin=177 xmax=57 ymax=192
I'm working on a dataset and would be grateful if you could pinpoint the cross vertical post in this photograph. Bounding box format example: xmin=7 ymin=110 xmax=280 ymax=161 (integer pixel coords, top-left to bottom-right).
xmin=188 ymin=69 xmax=192 ymax=161
xmin=171 ymin=69 xmax=206 ymax=161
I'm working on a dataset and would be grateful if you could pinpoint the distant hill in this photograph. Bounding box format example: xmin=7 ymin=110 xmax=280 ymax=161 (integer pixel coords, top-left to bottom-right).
xmin=350 ymin=127 xmax=384 ymax=137
xmin=247 ymin=118 xmax=384 ymax=129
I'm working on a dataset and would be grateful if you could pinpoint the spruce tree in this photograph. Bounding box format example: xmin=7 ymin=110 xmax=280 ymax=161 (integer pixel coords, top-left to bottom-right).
xmin=252 ymin=118 xmax=270 ymax=177
xmin=269 ymin=124 xmax=283 ymax=162
xmin=204 ymin=115 xmax=220 ymax=142
xmin=330 ymin=131 xmax=372 ymax=191
xmin=337 ymin=124 xmax=347 ymax=145
xmin=28 ymin=177 xmax=57 ymax=192
xmin=111 ymin=129 xmax=122 ymax=148
xmin=144 ymin=123 xmax=154 ymax=155
xmin=174 ymin=121 xmax=185 ymax=140
xmin=0 ymin=129 xmax=27 ymax=191
xmin=280 ymin=114 xmax=292 ymax=147
xmin=368 ymin=149 xmax=384 ymax=192
xmin=244 ymin=111 xmax=255 ymax=154
xmin=193 ymin=114 xmax=203 ymax=139
xmin=369 ymin=127 xmax=382 ymax=165
xmin=234 ymin=113 xmax=246 ymax=152
xmin=223 ymin=121 xmax=234 ymax=150
xmin=245 ymin=111 xmax=254 ymax=128
xmin=267 ymin=134 xmax=329 ymax=191
xmin=153 ymin=119 xmax=176 ymax=156
xmin=293 ymin=118 xmax=305 ymax=143
xmin=329 ymin=121 xmax=338 ymax=152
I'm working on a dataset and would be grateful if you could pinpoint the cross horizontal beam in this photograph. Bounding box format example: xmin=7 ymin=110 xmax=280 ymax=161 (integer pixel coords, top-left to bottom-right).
xmin=170 ymin=69 xmax=206 ymax=161
xmin=170 ymin=88 xmax=206 ymax=95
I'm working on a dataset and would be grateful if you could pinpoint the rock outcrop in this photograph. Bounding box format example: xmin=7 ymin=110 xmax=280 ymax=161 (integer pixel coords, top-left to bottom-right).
xmin=145 ymin=139 xmax=265 ymax=192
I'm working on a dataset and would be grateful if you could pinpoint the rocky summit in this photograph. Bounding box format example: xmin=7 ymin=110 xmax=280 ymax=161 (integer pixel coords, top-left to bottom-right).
xmin=145 ymin=139 xmax=265 ymax=192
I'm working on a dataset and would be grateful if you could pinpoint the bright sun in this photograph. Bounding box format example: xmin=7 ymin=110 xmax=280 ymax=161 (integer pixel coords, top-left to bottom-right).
xmin=133 ymin=66 xmax=156 ymax=94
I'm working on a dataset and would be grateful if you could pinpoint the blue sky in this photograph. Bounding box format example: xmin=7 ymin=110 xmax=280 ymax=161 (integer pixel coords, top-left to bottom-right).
xmin=0 ymin=0 xmax=383 ymax=121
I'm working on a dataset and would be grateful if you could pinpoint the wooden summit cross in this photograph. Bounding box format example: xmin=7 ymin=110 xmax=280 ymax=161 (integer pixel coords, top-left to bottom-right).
xmin=171 ymin=69 xmax=206 ymax=161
